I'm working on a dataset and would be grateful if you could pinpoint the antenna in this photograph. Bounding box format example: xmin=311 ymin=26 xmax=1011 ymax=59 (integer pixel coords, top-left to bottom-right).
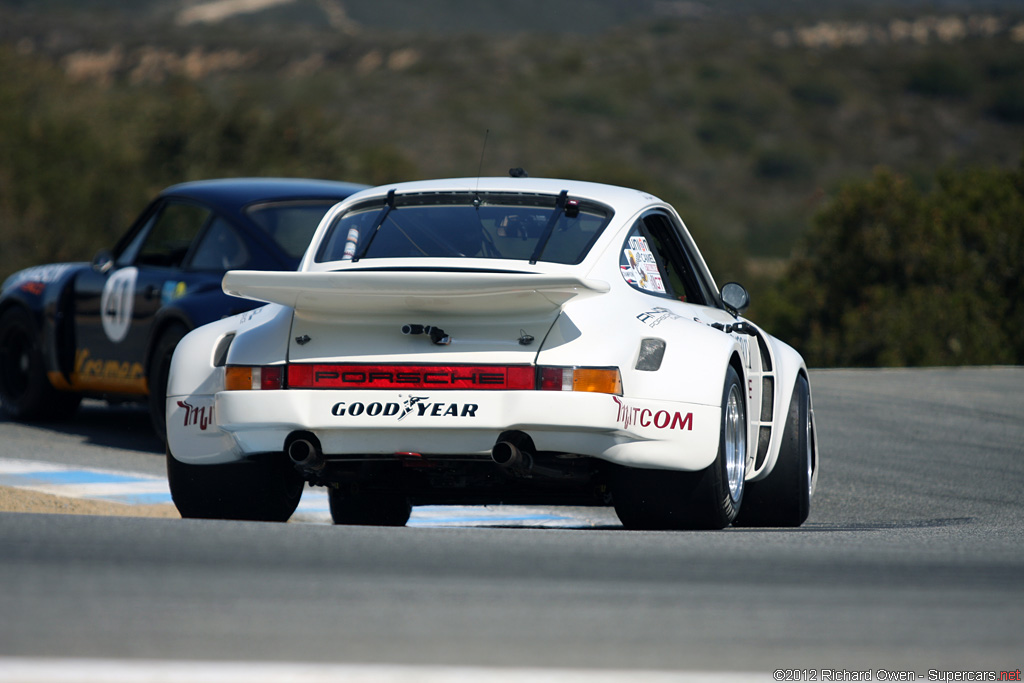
xmin=475 ymin=129 xmax=489 ymax=195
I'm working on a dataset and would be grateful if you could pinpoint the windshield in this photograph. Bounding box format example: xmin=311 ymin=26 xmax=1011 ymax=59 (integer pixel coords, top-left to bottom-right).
xmin=246 ymin=200 xmax=341 ymax=259
xmin=316 ymin=192 xmax=612 ymax=265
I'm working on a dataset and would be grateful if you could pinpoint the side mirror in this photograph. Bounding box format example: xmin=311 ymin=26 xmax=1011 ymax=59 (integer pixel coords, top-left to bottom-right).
xmin=721 ymin=282 xmax=750 ymax=316
xmin=92 ymin=250 xmax=114 ymax=274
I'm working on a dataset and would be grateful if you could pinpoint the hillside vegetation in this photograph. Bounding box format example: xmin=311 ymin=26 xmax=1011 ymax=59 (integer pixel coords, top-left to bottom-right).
xmin=2 ymin=0 xmax=1022 ymax=366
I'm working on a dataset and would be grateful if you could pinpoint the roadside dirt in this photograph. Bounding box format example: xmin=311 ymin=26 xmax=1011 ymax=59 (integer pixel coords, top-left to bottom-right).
xmin=0 ymin=485 xmax=180 ymax=518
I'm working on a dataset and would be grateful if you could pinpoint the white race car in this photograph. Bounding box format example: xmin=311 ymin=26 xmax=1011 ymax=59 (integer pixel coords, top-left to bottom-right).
xmin=166 ymin=177 xmax=818 ymax=529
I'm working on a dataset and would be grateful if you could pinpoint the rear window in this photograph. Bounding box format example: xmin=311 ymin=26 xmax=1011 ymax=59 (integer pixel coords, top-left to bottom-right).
xmin=246 ymin=200 xmax=340 ymax=259
xmin=316 ymin=192 xmax=611 ymax=265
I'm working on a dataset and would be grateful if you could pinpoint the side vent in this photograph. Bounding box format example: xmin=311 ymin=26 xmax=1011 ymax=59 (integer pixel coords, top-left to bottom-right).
xmin=761 ymin=376 xmax=774 ymax=422
xmin=213 ymin=334 xmax=235 ymax=367
xmin=756 ymin=334 xmax=773 ymax=371
xmin=635 ymin=338 xmax=666 ymax=371
xmin=755 ymin=426 xmax=772 ymax=470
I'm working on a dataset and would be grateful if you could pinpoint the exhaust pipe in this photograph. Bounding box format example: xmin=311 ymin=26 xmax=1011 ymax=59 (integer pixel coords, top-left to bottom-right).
xmin=491 ymin=440 xmax=533 ymax=474
xmin=286 ymin=432 xmax=325 ymax=472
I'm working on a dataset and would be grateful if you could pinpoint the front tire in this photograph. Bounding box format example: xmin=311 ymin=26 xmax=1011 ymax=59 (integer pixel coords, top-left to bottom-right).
xmin=613 ymin=365 xmax=747 ymax=530
xmin=0 ymin=307 xmax=80 ymax=421
xmin=167 ymin=447 xmax=303 ymax=522
xmin=734 ymin=375 xmax=813 ymax=527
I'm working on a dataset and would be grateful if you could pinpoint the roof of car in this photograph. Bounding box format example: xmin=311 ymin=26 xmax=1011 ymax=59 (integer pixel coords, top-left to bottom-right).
xmin=335 ymin=179 xmax=667 ymax=224
xmin=346 ymin=177 xmax=665 ymax=215
xmin=161 ymin=178 xmax=370 ymax=210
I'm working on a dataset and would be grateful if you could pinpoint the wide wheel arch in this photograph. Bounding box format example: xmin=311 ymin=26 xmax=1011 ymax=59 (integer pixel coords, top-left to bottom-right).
xmin=611 ymin=360 xmax=748 ymax=530
xmin=734 ymin=371 xmax=813 ymax=527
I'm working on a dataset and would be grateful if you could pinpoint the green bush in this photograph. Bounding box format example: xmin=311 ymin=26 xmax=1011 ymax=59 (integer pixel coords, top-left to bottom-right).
xmin=906 ymin=58 xmax=974 ymax=99
xmin=762 ymin=164 xmax=1024 ymax=366
xmin=989 ymin=86 xmax=1024 ymax=123
xmin=790 ymin=80 xmax=843 ymax=107
xmin=753 ymin=148 xmax=814 ymax=181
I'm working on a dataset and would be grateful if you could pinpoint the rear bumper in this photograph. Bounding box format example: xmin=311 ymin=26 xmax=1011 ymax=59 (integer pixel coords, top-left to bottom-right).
xmin=167 ymin=389 xmax=721 ymax=472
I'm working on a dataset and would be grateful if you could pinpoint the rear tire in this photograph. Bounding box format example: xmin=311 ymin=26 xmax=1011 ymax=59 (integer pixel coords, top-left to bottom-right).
xmin=734 ymin=375 xmax=812 ymax=527
xmin=167 ymin=447 xmax=303 ymax=522
xmin=328 ymin=486 xmax=411 ymax=526
xmin=613 ymin=365 xmax=747 ymax=530
xmin=0 ymin=307 xmax=80 ymax=421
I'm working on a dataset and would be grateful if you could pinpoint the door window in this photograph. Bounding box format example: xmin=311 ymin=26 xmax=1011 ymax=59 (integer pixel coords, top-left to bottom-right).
xmin=118 ymin=202 xmax=211 ymax=269
xmin=188 ymin=217 xmax=250 ymax=271
xmin=619 ymin=212 xmax=710 ymax=305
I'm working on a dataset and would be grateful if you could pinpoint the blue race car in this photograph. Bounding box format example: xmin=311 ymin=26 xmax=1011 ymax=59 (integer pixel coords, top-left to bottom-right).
xmin=0 ymin=177 xmax=366 ymax=437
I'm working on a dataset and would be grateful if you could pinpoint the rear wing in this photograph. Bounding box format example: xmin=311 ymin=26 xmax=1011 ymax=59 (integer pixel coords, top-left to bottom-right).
xmin=222 ymin=270 xmax=610 ymax=317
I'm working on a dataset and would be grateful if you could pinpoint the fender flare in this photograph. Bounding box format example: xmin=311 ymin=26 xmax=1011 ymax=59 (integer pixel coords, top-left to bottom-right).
xmin=166 ymin=303 xmax=292 ymax=398
xmin=750 ymin=334 xmax=813 ymax=483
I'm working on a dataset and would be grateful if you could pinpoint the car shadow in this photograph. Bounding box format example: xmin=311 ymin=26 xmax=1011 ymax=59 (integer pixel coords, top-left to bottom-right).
xmin=1 ymin=399 xmax=164 ymax=455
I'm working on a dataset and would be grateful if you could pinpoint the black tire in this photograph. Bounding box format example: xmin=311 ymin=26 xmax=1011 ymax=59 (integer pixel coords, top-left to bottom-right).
xmin=613 ymin=365 xmax=747 ymax=530
xmin=167 ymin=446 xmax=303 ymax=522
xmin=148 ymin=323 xmax=188 ymax=440
xmin=734 ymin=375 xmax=812 ymax=527
xmin=0 ymin=307 xmax=80 ymax=421
xmin=328 ymin=485 xmax=411 ymax=526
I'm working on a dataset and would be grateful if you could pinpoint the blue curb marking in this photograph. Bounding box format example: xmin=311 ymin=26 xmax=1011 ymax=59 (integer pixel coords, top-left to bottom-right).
xmin=1 ymin=470 xmax=148 ymax=486
xmin=0 ymin=458 xmax=174 ymax=506
xmin=1 ymin=458 xmax=619 ymax=527
xmin=293 ymin=492 xmax=577 ymax=525
xmin=99 ymin=492 xmax=179 ymax=505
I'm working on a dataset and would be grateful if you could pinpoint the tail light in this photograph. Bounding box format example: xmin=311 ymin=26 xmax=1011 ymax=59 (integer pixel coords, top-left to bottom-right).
xmin=225 ymin=366 xmax=284 ymax=391
xmin=538 ymin=366 xmax=622 ymax=394
xmin=225 ymin=363 xmax=621 ymax=395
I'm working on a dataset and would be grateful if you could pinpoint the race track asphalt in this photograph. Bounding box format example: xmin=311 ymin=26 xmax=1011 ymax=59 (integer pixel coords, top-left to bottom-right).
xmin=0 ymin=368 xmax=1021 ymax=675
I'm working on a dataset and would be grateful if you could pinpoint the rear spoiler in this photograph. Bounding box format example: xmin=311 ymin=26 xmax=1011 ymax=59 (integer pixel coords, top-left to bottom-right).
xmin=222 ymin=270 xmax=610 ymax=317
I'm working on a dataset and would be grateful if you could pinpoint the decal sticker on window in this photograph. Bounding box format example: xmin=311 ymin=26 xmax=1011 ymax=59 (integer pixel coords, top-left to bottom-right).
xmin=342 ymin=227 xmax=360 ymax=260
xmin=101 ymin=267 xmax=137 ymax=343
xmin=620 ymin=236 xmax=666 ymax=294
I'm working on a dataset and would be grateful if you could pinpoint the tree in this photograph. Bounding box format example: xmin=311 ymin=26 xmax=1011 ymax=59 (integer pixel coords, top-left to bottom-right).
xmin=764 ymin=163 xmax=1024 ymax=367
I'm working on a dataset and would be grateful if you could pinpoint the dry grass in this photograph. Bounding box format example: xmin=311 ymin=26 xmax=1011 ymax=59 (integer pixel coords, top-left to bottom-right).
xmin=0 ymin=485 xmax=180 ymax=519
